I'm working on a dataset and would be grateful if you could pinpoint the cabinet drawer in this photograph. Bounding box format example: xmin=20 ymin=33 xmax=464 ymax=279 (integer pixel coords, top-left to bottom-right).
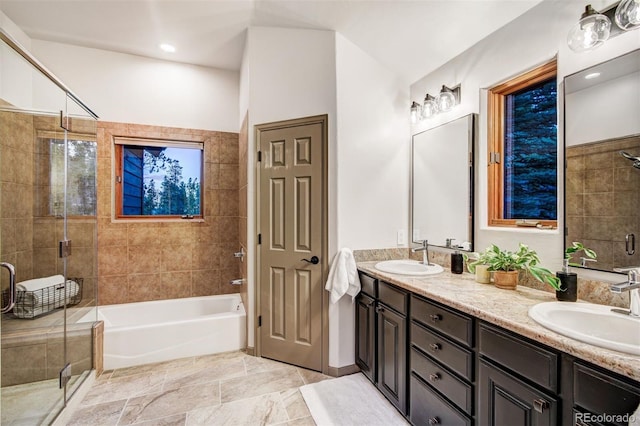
xmin=411 ymin=347 xmax=473 ymax=415
xmin=359 ymin=272 xmax=377 ymax=298
xmin=379 ymin=281 xmax=407 ymax=315
xmin=412 ymin=322 xmax=473 ymax=381
xmin=479 ymin=323 xmax=558 ymax=392
xmin=410 ymin=373 xmax=471 ymax=426
xmin=573 ymin=362 xmax=640 ymax=425
xmin=412 ymin=295 xmax=473 ymax=347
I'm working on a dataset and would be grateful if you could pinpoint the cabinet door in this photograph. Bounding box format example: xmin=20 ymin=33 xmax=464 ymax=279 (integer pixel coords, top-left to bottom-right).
xmin=377 ymin=304 xmax=407 ymax=414
xmin=355 ymin=293 xmax=376 ymax=382
xmin=479 ymin=360 xmax=557 ymax=426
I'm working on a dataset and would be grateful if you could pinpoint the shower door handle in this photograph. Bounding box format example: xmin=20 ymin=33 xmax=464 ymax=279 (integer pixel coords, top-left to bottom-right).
xmin=1 ymin=262 xmax=16 ymax=314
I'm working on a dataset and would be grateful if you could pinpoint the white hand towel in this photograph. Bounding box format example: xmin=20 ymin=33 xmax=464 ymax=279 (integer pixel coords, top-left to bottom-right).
xmin=325 ymin=248 xmax=361 ymax=304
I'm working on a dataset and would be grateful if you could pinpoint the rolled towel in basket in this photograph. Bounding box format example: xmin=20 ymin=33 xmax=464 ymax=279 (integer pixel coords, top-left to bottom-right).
xmin=14 ymin=276 xmax=80 ymax=317
xmin=16 ymin=275 xmax=66 ymax=292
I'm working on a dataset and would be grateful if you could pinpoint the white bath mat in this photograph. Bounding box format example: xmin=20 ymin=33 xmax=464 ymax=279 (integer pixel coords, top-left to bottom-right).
xmin=299 ymin=373 xmax=409 ymax=426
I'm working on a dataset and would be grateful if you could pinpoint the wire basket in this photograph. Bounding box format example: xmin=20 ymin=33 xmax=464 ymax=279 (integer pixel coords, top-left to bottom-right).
xmin=2 ymin=277 xmax=83 ymax=319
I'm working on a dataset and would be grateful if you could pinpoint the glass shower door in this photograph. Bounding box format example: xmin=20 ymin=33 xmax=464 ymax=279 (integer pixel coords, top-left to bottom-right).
xmin=1 ymin=31 xmax=98 ymax=425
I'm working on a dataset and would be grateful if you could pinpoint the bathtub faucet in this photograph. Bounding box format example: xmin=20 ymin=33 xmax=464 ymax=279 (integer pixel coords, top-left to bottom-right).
xmin=230 ymin=278 xmax=245 ymax=286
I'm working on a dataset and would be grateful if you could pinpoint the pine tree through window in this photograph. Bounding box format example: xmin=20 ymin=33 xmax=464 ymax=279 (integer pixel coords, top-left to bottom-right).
xmin=488 ymin=60 xmax=558 ymax=228
xmin=115 ymin=138 xmax=203 ymax=218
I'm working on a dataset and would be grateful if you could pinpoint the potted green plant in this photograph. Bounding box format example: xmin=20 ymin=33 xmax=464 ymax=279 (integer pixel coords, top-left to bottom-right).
xmin=556 ymin=242 xmax=597 ymax=302
xmin=467 ymin=243 xmax=560 ymax=290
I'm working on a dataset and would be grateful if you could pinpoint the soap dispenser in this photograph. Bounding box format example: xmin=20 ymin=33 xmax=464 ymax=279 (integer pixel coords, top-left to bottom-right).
xmin=451 ymin=250 xmax=464 ymax=274
xmin=555 ymin=259 xmax=577 ymax=302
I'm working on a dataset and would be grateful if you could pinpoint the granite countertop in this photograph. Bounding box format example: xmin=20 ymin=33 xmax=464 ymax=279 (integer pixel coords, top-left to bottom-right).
xmin=357 ymin=261 xmax=640 ymax=382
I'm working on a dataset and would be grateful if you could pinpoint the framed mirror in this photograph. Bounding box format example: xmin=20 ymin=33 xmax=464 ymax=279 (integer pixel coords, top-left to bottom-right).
xmin=411 ymin=114 xmax=476 ymax=251
xmin=564 ymin=49 xmax=640 ymax=273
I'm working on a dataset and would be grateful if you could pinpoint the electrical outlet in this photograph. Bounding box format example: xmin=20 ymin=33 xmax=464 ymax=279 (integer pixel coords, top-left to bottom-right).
xmin=397 ymin=229 xmax=406 ymax=245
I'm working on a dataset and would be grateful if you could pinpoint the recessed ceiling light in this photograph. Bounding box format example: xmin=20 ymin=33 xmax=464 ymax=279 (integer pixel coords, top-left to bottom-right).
xmin=159 ymin=43 xmax=176 ymax=53
xmin=584 ymin=72 xmax=601 ymax=80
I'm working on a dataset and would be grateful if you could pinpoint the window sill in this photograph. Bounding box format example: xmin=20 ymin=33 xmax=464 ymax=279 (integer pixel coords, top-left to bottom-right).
xmin=482 ymin=225 xmax=560 ymax=235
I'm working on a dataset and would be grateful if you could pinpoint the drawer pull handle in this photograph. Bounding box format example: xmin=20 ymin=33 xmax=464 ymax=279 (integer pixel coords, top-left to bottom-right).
xmin=429 ymin=373 xmax=441 ymax=382
xmin=430 ymin=314 xmax=442 ymax=322
xmin=428 ymin=417 xmax=440 ymax=425
xmin=429 ymin=343 xmax=441 ymax=351
xmin=533 ymin=399 xmax=549 ymax=413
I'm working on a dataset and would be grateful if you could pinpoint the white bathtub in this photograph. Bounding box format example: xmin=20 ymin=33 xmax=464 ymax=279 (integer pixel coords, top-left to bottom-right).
xmin=78 ymin=294 xmax=246 ymax=370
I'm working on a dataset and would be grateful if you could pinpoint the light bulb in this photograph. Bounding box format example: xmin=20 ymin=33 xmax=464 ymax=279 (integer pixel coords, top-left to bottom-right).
xmin=422 ymin=94 xmax=438 ymax=118
xmin=615 ymin=0 xmax=640 ymax=30
xmin=410 ymin=102 xmax=421 ymax=124
xmin=436 ymin=86 xmax=457 ymax=112
xmin=567 ymin=5 xmax=611 ymax=53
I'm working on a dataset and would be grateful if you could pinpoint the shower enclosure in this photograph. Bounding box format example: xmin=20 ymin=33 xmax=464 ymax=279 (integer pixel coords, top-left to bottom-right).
xmin=1 ymin=31 xmax=98 ymax=424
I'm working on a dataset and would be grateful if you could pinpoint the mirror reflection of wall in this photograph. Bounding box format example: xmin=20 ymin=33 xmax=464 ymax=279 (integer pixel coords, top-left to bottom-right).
xmin=564 ymin=49 xmax=640 ymax=273
xmin=411 ymin=114 xmax=475 ymax=251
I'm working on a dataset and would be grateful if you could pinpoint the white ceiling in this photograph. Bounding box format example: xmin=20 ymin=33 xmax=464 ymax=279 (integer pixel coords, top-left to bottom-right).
xmin=1 ymin=0 xmax=544 ymax=84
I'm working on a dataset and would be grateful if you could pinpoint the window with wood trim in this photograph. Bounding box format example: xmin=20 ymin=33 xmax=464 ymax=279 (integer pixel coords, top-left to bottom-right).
xmin=487 ymin=60 xmax=558 ymax=228
xmin=114 ymin=137 xmax=203 ymax=219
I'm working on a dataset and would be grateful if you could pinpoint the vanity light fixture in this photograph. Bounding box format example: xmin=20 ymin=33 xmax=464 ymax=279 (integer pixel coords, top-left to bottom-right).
xmin=410 ymin=101 xmax=422 ymax=124
xmin=615 ymin=0 xmax=640 ymax=30
xmin=567 ymin=5 xmax=611 ymax=53
xmin=410 ymin=84 xmax=462 ymax=122
xmin=568 ymin=1 xmax=640 ymax=53
xmin=422 ymin=94 xmax=438 ymax=118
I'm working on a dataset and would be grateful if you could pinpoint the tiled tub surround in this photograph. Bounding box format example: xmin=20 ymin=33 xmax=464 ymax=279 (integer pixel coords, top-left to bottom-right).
xmin=67 ymin=350 xmax=328 ymax=425
xmin=96 ymin=122 xmax=241 ymax=305
xmin=357 ymin=261 xmax=640 ymax=381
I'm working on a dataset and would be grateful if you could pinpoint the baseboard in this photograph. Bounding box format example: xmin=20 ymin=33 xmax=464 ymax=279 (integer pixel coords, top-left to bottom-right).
xmin=328 ymin=364 xmax=360 ymax=377
xmin=244 ymin=346 xmax=255 ymax=356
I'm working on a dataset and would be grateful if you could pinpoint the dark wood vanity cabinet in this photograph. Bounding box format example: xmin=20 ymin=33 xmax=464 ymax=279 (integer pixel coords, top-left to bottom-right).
xmin=355 ymin=273 xmax=409 ymax=414
xmin=355 ymin=273 xmax=377 ymax=382
xmin=478 ymin=322 xmax=559 ymax=426
xmin=377 ymin=280 xmax=409 ymax=414
xmin=410 ymin=294 xmax=475 ymax=425
xmin=564 ymin=356 xmax=640 ymax=426
xmin=355 ymin=270 xmax=640 ymax=426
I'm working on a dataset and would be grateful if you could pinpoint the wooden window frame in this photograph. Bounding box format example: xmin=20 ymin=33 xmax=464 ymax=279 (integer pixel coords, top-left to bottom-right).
xmin=487 ymin=60 xmax=558 ymax=228
xmin=114 ymin=137 xmax=204 ymax=220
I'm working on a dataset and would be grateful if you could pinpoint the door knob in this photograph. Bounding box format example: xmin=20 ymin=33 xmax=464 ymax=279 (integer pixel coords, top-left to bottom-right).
xmin=302 ymin=256 xmax=319 ymax=264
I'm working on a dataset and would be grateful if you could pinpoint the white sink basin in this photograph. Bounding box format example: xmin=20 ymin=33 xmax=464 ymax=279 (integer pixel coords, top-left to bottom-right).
xmin=374 ymin=260 xmax=443 ymax=276
xmin=528 ymin=302 xmax=640 ymax=355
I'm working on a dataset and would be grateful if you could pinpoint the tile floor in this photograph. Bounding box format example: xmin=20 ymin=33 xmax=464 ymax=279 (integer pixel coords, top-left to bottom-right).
xmin=67 ymin=351 xmax=330 ymax=425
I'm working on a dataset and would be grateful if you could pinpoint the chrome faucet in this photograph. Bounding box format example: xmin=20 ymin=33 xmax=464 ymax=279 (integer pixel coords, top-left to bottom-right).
xmin=412 ymin=240 xmax=431 ymax=265
xmin=610 ymin=267 xmax=640 ymax=317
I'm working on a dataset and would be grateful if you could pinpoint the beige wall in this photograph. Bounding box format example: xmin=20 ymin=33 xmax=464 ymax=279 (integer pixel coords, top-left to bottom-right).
xmin=96 ymin=121 xmax=241 ymax=305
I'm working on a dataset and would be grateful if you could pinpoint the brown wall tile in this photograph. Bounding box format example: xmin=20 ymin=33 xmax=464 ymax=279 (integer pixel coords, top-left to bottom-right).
xmin=96 ymin=122 xmax=239 ymax=305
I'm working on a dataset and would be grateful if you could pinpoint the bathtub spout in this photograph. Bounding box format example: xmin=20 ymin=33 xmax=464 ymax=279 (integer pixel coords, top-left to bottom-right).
xmin=229 ymin=278 xmax=244 ymax=285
